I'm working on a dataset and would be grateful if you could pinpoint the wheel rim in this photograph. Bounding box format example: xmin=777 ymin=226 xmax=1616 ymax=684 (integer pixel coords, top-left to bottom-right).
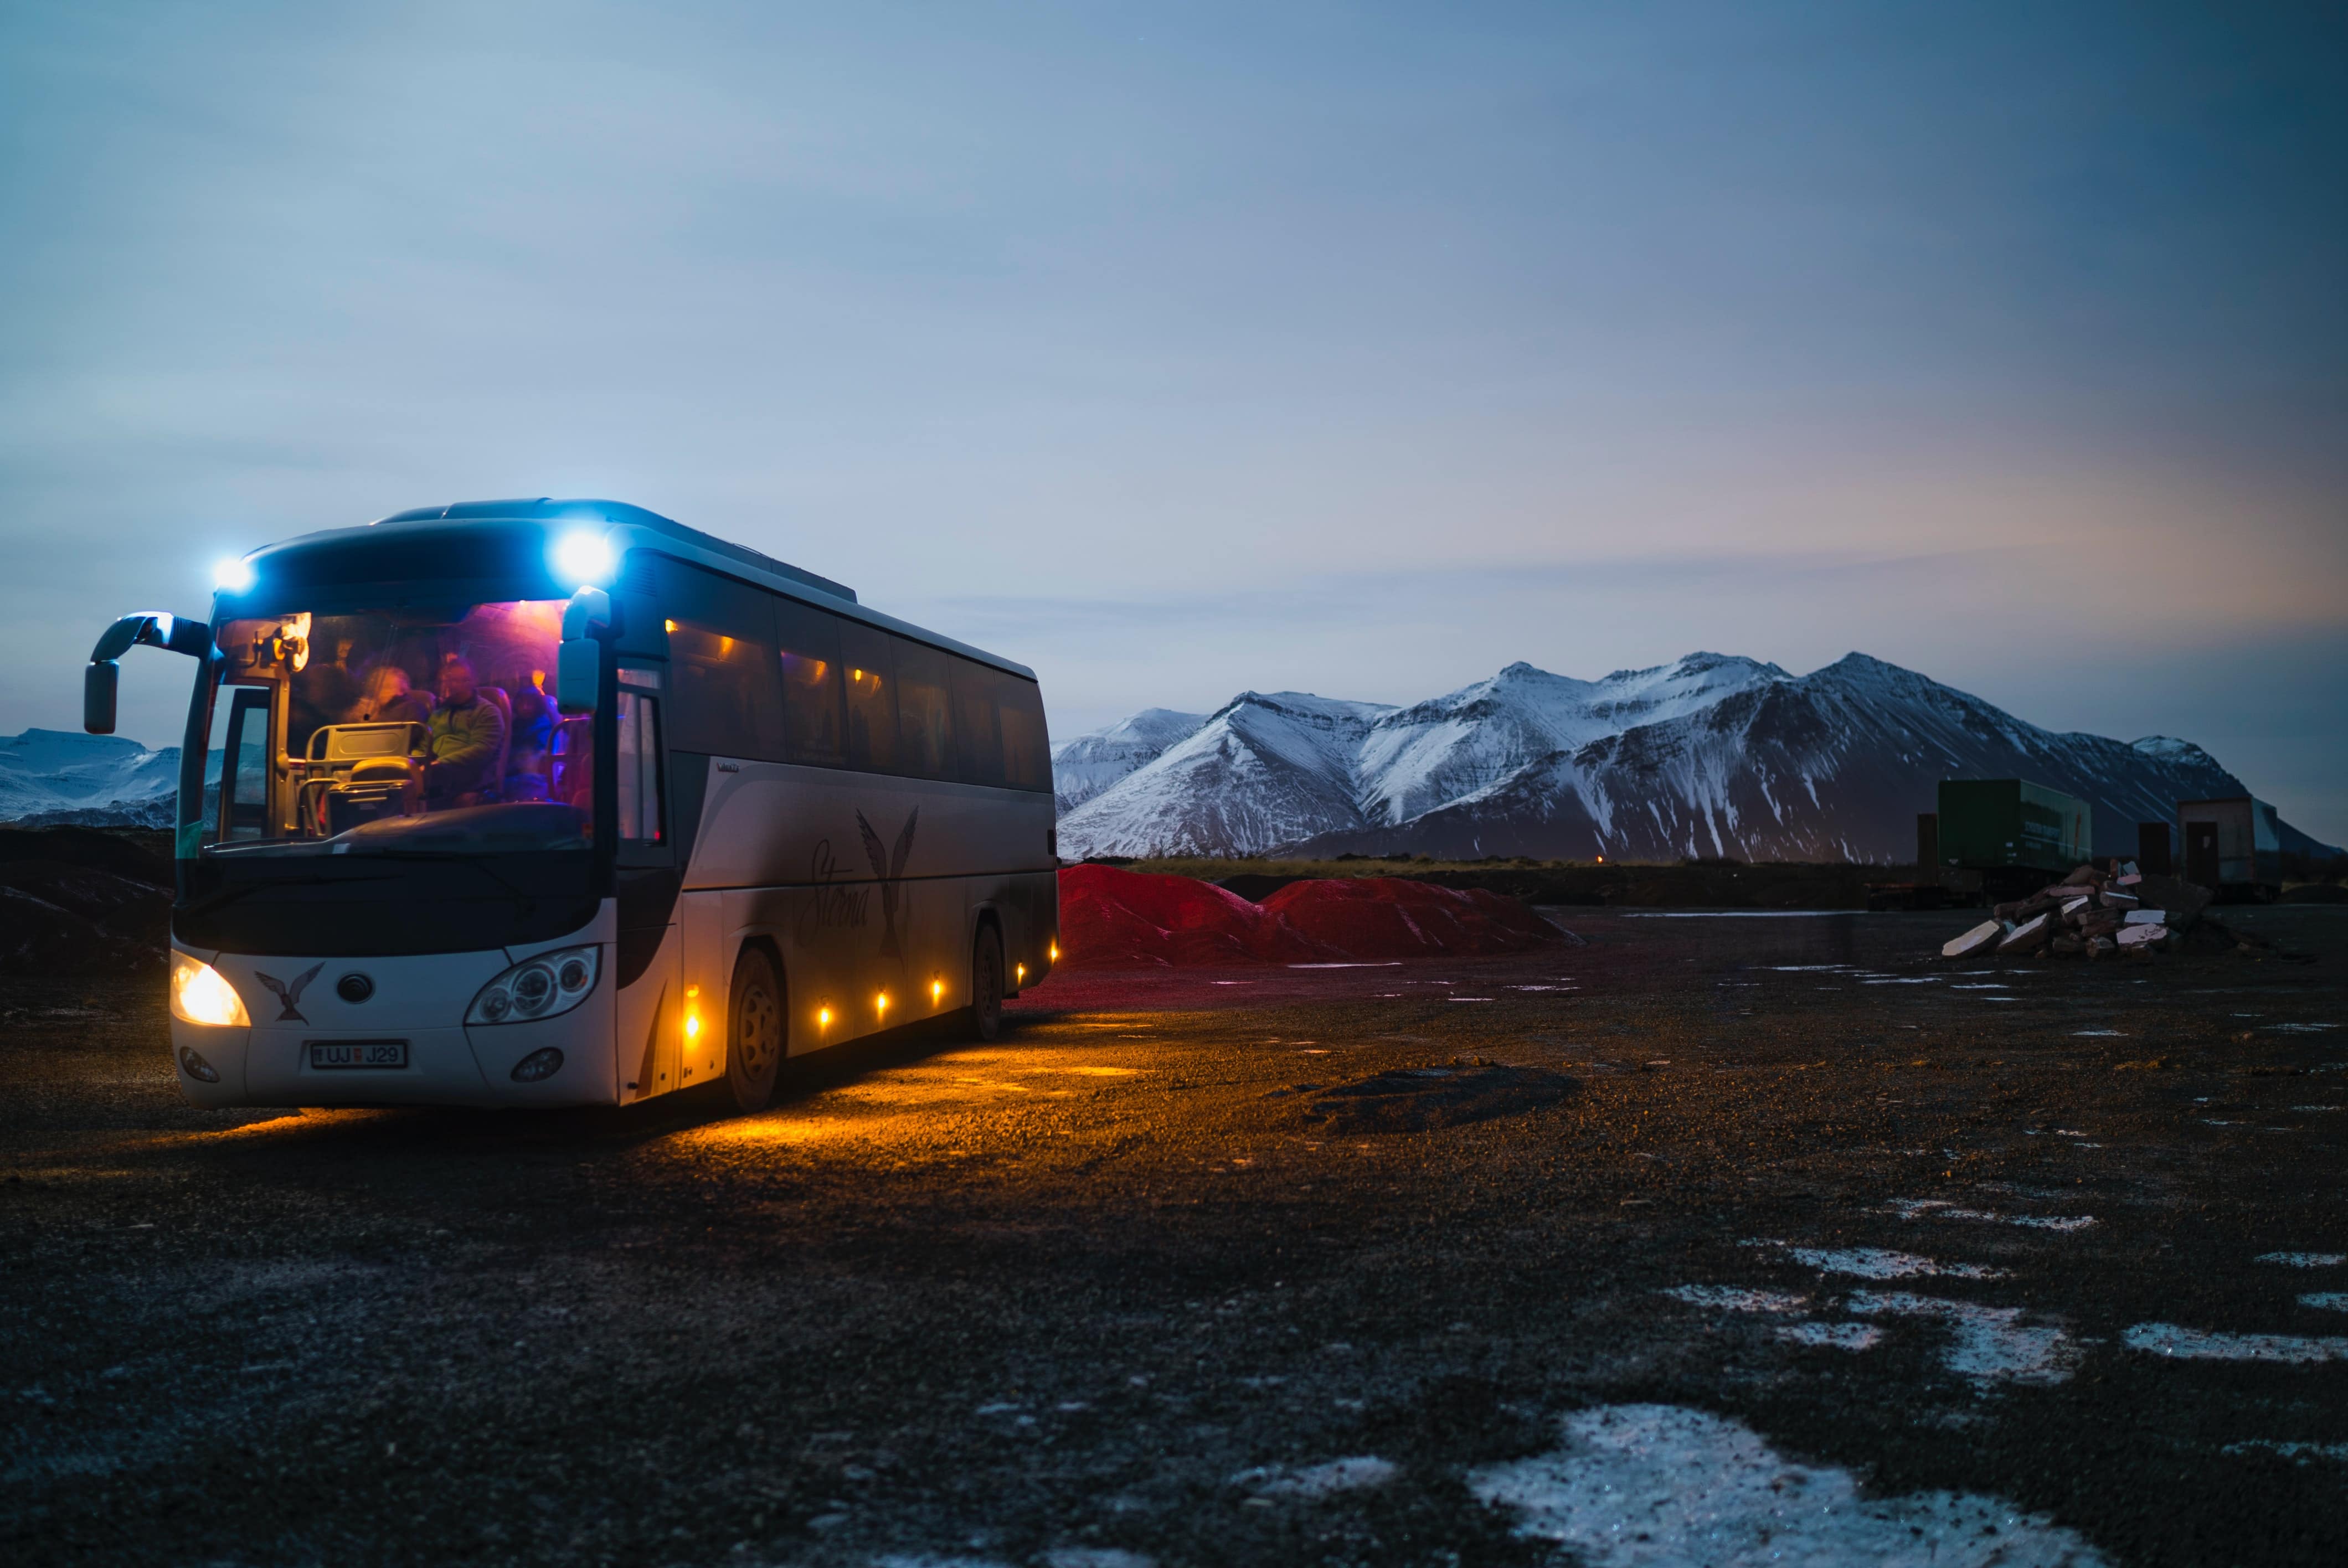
xmin=979 ymin=944 xmax=1001 ymax=1019
xmin=737 ymin=979 xmax=780 ymax=1082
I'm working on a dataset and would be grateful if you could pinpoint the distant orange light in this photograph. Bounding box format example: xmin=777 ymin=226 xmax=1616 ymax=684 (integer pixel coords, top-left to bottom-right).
xmin=817 ymin=1005 xmax=833 ymax=1029
xmin=876 ymin=992 xmax=889 ymax=1017
xmin=1595 ymin=855 xmax=1605 ymax=864
xmin=1048 ymin=940 xmax=1059 ymax=963
xmin=1015 ymin=962 xmax=1026 ymax=983
xmin=930 ymin=978 xmax=944 ymax=1004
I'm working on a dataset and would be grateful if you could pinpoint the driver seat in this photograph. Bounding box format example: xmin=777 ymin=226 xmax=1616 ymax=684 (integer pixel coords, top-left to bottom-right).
xmin=299 ymin=721 xmax=428 ymax=835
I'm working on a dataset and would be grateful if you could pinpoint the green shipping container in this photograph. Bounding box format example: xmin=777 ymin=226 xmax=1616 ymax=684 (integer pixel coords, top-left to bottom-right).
xmin=1937 ymin=778 xmax=2092 ymax=873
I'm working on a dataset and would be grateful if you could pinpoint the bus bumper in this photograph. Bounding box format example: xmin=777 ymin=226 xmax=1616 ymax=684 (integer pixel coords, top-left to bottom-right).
xmin=169 ymin=944 xmax=620 ymax=1109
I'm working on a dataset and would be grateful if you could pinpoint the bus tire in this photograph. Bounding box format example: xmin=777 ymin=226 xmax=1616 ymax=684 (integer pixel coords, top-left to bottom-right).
xmin=971 ymin=924 xmax=1005 ymax=1043
xmin=725 ymin=945 xmax=785 ymax=1114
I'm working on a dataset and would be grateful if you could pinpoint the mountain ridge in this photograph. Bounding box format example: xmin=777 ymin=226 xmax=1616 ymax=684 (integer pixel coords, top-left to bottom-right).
xmin=1054 ymin=653 xmax=2340 ymax=864
xmin=0 ymin=729 xmax=189 ymax=827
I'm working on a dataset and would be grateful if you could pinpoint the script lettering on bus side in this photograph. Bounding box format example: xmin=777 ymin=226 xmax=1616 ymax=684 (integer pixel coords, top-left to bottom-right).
xmin=797 ymin=838 xmax=873 ymax=940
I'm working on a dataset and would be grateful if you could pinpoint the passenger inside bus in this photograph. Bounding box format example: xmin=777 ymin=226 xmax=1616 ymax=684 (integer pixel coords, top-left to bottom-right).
xmin=423 ymin=653 xmax=509 ymax=806
xmin=226 ymin=600 xmax=586 ymax=846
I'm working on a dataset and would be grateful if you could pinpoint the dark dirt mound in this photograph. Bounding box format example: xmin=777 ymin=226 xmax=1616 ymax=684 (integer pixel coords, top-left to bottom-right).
xmin=0 ymin=831 xmax=172 ymax=974
xmin=1056 ymin=865 xmax=1565 ymax=969
xmin=0 ymin=825 xmax=172 ymax=884
xmin=1293 ymin=1060 xmax=1579 ymax=1133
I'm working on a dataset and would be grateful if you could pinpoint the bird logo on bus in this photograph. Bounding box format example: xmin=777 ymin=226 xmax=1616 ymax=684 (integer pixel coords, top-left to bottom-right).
xmin=856 ymin=807 xmax=919 ymax=958
xmin=254 ymin=962 xmax=326 ymax=1023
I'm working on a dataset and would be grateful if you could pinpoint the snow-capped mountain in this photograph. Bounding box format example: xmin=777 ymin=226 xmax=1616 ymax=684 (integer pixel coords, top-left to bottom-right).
xmin=1059 ymin=692 xmax=1397 ymax=859
xmin=0 ymin=730 xmax=186 ymax=827
xmin=1052 ymin=708 xmax=1208 ymax=814
xmin=1055 ymin=653 xmax=2340 ymax=863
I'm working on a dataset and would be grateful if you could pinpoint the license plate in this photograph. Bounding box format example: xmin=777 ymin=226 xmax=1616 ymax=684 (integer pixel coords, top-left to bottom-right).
xmin=308 ymin=1039 xmax=409 ymax=1070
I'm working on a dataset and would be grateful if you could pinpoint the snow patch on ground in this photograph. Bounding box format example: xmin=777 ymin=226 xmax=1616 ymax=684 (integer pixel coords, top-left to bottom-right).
xmin=2300 ymin=1293 xmax=2348 ymax=1312
xmin=1770 ymin=1244 xmax=2010 ymax=1280
xmin=1232 ymin=1454 xmax=1398 ymax=1499
xmin=1884 ymin=1199 xmax=2097 ymax=1232
xmin=2223 ymin=1440 xmax=2348 ymax=1463
xmin=1468 ymin=1404 xmax=2109 ymax=1567
xmin=1777 ymin=1323 xmax=1883 ymax=1351
xmin=1661 ymin=1285 xmax=1809 ymax=1314
xmin=2123 ymin=1324 xmax=2348 ymax=1363
xmin=2256 ymin=1252 xmax=2345 ymax=1267
xmin=1848 ymin=1292 xmax=2082 ymax=1385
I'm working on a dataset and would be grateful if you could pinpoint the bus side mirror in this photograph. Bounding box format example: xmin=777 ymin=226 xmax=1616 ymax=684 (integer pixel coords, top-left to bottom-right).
xmin=556 ymin=639 xmax=600 ymax=716
xmin=555 ymin=587 xmax=614 ymax=716
xmin=84 ymin=661 xmax=120 ymax=735
xmin=83 ymin=611 xmax=215 ymax=734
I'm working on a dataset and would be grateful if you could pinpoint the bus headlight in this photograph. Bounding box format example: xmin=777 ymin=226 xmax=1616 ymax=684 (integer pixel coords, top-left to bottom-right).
xmin=171 ymin=953 xmax=250 ymax=1028
xmin=468 ymin=946 xmax=600 ymax=1025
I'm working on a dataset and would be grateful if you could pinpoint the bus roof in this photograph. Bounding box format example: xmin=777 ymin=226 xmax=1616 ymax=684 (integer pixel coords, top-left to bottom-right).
xmin=224 ymin=498 xmax=1037 ymax=681
xmin=376 ymin=498 xmax=858 ymax=602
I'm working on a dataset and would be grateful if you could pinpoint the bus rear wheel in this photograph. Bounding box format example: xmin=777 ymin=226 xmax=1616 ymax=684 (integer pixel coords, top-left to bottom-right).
xmin=725 ymin=946 xmax=785 ymax=1114
xmin=970 ymin=925 xmax=1005 ymax=1042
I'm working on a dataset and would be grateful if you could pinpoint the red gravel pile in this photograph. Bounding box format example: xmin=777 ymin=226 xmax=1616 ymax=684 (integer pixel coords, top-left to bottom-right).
xmin=1055 ymin=864 xmax=1561 ymax=969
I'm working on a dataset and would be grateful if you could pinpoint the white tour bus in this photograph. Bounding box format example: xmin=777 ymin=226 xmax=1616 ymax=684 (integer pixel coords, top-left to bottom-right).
xmin=83 ymin=499 xmax=1059 ymax=1113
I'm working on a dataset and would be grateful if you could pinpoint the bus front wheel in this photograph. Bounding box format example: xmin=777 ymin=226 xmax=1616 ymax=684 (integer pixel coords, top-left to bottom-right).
xmin=971 ymin=925 xmax=1005 ymax=1042
xmin=725 ymin=946 xmax=785 ymax=1114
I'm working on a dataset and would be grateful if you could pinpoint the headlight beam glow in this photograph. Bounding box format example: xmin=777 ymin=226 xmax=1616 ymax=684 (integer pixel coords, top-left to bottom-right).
xmin=171 ymin=953 xmax=251 ymax=1027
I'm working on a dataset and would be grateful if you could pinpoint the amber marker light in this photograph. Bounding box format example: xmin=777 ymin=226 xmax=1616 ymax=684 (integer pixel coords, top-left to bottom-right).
xmin=664 ymin=618 xmax=678 ymax=633
xmin=876 ymin=992 xmax=890 ymax=1018
xmin=1015 ymin=962 xmax=1027 ymax=983
xmin=930 ymin=978 xmax=945 ymax=1004
xmin=817 ymin=1004 xmax=833 ymax=1030
xmin=1048 ymin=939 xmax=1059 ymax=963
xmin=683 ymin=985 xmax=703 ymax=1041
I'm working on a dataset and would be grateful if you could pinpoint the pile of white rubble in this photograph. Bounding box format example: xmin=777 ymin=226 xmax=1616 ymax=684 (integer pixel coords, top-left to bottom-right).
xmin=1939 ymin=863 xmax=2213 ymax=961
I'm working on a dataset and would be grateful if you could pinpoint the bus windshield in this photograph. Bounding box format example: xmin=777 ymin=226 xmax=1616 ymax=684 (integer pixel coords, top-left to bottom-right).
xmin=203 ymin=599 xmax=593 ymax=855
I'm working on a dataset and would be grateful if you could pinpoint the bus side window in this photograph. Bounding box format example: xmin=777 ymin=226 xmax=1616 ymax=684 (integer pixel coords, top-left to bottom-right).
xmin=841 ymin=622 xmax=898 ymax=773
xmin=775 ymin=598 xmax=845 ymax=767
xmin=891 ymin=638 xmax=956 ymax=780
xmin=615 ymin=692 xmax=665 ymax=844
xmin=950 ymin=657 xmax=1006 ymax=787
xmin=655 ymin=556 xmax=786 ymax=761
xmin=216 ymin=687 xmax=274 ymax=841
xmin=998 ymin=674 xmax=1051 ymax=792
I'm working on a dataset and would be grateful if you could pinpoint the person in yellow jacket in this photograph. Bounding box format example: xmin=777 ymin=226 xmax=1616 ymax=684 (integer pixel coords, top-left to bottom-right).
xmin=424 ymin=654 xmax=507 ymax=806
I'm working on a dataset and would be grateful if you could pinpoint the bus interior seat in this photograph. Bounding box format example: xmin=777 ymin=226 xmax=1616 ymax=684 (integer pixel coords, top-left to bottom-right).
xmin=300 ymin=721 xmax=429 ymax=835
xmin=550 ymin=716 xmax=593 ymax=809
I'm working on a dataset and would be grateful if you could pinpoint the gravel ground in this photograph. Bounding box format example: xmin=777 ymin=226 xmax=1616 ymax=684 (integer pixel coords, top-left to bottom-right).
xmin=3 ymin=907 xmax=2345 ymax=1567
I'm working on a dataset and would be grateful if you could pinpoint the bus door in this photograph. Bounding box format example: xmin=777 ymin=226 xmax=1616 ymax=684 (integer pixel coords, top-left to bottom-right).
xmin=611 ymin=667 xmax=682 ymax=1102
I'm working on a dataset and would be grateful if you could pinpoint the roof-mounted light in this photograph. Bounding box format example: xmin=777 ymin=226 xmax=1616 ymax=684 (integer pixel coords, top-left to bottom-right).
xmin=553 ymin=529 xmax=615 ymax=589
xmin=213 ymin=558 xmax=254 ymax=593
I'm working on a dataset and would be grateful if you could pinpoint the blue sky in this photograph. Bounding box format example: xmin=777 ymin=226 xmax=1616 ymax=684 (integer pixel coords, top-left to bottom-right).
xmin=4 ymin=2 xmax=2344 ymax=839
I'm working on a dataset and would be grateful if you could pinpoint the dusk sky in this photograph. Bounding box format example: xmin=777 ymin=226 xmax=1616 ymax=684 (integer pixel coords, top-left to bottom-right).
xmin=4 ymin=3 xmax=2343 ymax=838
